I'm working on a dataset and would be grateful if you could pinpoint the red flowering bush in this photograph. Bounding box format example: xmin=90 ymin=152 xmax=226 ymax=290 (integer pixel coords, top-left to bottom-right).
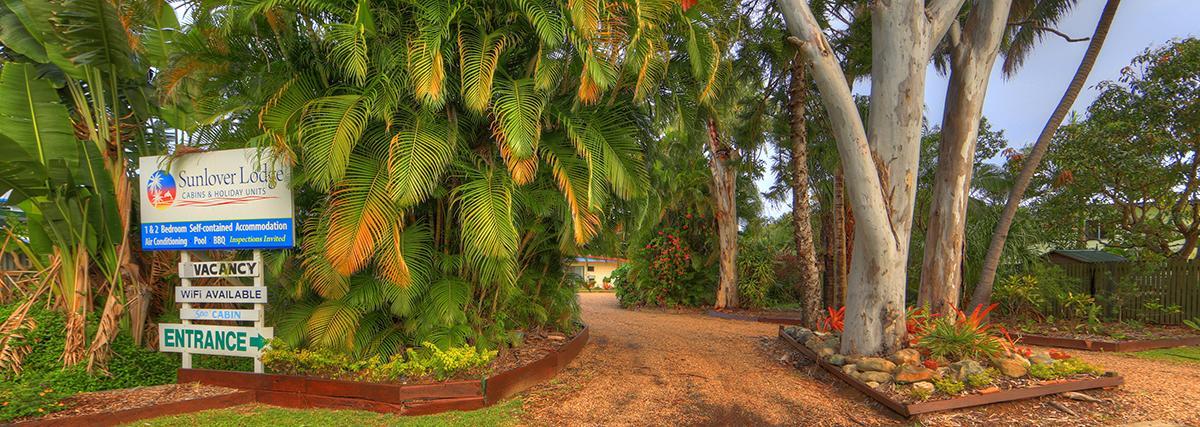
xmin=615 ymin=212 xmax=717 ymax=307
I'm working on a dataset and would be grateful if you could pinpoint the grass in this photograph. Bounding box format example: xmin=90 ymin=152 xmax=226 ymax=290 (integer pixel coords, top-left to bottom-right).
xmin=1130 ymin=346 xmax=1200 ymax=364
xmin=129 ymin=399 xmax=524 ymax=427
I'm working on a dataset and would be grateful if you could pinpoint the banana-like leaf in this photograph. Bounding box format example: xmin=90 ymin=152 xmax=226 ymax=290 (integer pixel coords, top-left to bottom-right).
xmin=0 ymin=63 xmax=77 ymax=168
xmin=0 ymin=2 xmax=47 ymax=62
xmin=51 ymin=0 xmax=140 ymax=79
xmin=140 ymin=0 xmax=179 ymax=70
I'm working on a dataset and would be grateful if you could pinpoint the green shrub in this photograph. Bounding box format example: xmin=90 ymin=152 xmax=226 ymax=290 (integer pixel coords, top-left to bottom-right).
xmin=263 ymin=341 xmax=496 ymax=382
xmin=1028 ymin=358 xmax=1102 ymax=380
xmin=994 ymin=263 xmax=1077 ymax=319
xmin=917 ymin=317 xmax=1003 ymax=362
xmin=382 ymin=342 xmax=497 ymax=381
xmin=907 ymin=384 xmax=932 ymax=401
xmin=0 ymin=303 xmax=177 ymax=422
xmin=965 ymin=368 xmax=998 ymax=388
xmin=615 ymin=220 xmax=717 ymax=308
xmin=933 ymin=377 xmax=965 ymax=395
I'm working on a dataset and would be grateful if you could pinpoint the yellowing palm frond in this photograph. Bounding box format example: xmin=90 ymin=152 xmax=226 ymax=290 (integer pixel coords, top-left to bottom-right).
xmin=301 ymin=94 xmax=370 ymax=190
xmin=387 ymin=109 xmax=457 ymax=207
xmin=325 ymin=146 xmax=399 ymax=277
xmin=491 ymin=78 xmax=546 ymax=159
xmin=458 ymin=27 xmax=508 ymax=114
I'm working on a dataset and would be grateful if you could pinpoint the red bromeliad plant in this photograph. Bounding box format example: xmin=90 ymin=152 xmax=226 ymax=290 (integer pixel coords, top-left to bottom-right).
xmin=818 ymin=307 xmax=845 ymax=333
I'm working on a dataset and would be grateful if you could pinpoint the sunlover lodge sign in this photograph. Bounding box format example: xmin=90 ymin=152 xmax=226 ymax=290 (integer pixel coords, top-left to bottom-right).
xmin=139 ymin=148 xmax=294 ymax=250
xmin=142 ymin=148 xmax=292 ymax=371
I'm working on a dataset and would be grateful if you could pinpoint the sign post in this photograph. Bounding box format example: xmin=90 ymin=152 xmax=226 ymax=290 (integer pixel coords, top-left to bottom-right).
xmin=142 ymin=148 xmax=293 ymax=374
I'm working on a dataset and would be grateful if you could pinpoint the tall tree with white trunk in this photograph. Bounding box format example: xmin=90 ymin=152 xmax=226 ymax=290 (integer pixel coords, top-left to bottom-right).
xmin=918 ymin=0 xmax=1015 ymax=315
xmin=777 ymin=0 xmax=964 ymax=355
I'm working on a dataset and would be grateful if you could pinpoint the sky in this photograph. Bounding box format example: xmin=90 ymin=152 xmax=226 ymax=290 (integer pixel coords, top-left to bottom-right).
xmin=758 ymin=0 xmax=1200 ymax=218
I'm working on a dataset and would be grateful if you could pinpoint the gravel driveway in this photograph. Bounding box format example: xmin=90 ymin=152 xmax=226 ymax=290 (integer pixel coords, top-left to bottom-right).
xmin=519 ymin=293 xmax=1200 ymax=426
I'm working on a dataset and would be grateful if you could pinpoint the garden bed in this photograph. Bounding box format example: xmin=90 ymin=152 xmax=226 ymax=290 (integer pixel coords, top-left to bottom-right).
xmin=181 ymin=326 xmax=588 ymax=415
xmin=1000 ymin=320 xmax=1200 ymax=351
xmin=14 ymin=383 xmax=254 ymax=427
xmin=777 ymin=326 xmax=1124 ymax=417
xmin=705 ymin=309 xmax=802 ymax=325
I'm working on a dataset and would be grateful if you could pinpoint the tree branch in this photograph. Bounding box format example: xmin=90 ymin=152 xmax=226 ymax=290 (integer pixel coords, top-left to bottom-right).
xmin=925 ymin=0 xmax=968 ymax=52
xmin=1008 ymin=21 xmax=1091 ymax=43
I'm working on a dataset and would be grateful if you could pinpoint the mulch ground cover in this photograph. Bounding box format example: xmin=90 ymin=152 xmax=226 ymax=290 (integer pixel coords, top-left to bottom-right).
xmin=1001 ymin=319 xmax=1200 ymax=342
xmin=18 ymin=383 xmax=241 ymax=422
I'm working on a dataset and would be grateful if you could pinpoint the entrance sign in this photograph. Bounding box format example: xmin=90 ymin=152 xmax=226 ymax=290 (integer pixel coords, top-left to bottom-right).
xmin=159 ymin=323 xmax=274 ymax=358
xmin=175 ymin=286 xmax=268 ymax=303
xmin=180 ymin=308 xmax=262 ymax=322
xmin=139 ymin=148 xmax=294 ymax=251
xmin=179 ymin=260 xmax=262 ymax=278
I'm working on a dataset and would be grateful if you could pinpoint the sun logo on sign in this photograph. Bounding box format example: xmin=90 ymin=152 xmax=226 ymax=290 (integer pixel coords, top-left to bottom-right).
xmin=147 ymin=170 xmax=177 ymax=210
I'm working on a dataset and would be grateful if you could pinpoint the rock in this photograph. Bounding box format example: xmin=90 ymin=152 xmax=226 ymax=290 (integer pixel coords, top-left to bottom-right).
xmin=947 ymin=360 xmax=985 ymax=381
xmin=547 ymin=333 xmax=567 ymax=341
xmin=842 ymin=364 xmax=858 ymax=375
xmin=893 ymin=365 xmax=936 ymax=384
xmin=1030 ymin=351 xmax=1055 ymax=365
xmin=818 ymin=347 xmax=836 ymax=358
xmin=857 ymin=357 xmax=897 ymax=373
xmin=785 ymin=326 xmax=814 ymax=343
xmin=977 ymin=386 xmax=1000 ymax=394
xmin=845 ymin=355 xmax=863 ymax=366
xmin=865 ymin=381 xmax=881 ymax=388
xmin=991 ymin=356 xmax=1030 ymax=378
xmin=823 ymin=337 xmax=841 ymax=351
xmin=827 ymin=354 xmax=846 ymax=366
xmin=805 ymin=336 xmax=826 ymax=352
xmin=911 ymin=381 xmax=935 ymax=395
xmin=891 ymin=348 xmax=921 ymax=366
xmin=859 ymin=370 xmax=893 ymax=383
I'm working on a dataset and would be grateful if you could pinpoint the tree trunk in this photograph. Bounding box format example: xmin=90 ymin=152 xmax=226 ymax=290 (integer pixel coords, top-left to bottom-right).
xmin=919 ymin=0 xmax=1013 ymax=316
xmin=779 ymin=0 xmax=961 ymax=355
xmin=972 ymin=0 xmax=1121 ymax=308
xmin=708 ymin=118 xmax=739 ymax=309
xmin=789 ymin=58 xmax=822 ymax=328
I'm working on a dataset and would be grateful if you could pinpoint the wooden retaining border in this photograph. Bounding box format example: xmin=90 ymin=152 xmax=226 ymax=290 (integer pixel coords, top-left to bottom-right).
xmin=1015 ymin=333 xmax=1200 ymax=352
xmin=15 ymin=390 xmax=255 ymax=427
xmin=777 ymin=326 xmax=1124 ymax=417
xmin=17 ymin=327 xmax=588 ymax=426
xmin=706 ymin=309 xmax=803 ymax=325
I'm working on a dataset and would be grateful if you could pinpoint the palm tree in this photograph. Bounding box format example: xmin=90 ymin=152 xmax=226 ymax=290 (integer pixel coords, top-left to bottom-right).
xmin=971 ymin=0 xmax=1122 ymax=308
xmin=166 ymin=0 xmax=669 ymax=355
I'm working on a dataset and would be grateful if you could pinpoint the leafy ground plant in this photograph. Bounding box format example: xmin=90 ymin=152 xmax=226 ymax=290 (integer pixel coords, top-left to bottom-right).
xmin=1028 ymin=358 xmax=1103 ymax=380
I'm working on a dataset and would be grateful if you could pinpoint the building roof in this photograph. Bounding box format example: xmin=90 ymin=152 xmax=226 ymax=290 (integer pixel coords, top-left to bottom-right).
xmin=571 ymin=255 xmax=628 ymax=264
xmin=1047 ymin=249 xmax=1127 ymax=263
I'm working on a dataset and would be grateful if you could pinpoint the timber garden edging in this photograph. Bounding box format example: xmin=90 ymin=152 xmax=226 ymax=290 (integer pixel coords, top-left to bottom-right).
xmin=16 ymin=326 xmax=589 ymax=426
xmin=1014 ymin=333 xmax=1200 ymax=352
xmin=777 ymin=326 xmax=1124 ymax=417
xmin=705 ymin=309 xmax=803 ymax=325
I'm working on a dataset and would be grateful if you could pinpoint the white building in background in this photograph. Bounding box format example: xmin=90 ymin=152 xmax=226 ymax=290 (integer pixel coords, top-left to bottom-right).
xmin=567 ymin=256 xmax=627 ymax=289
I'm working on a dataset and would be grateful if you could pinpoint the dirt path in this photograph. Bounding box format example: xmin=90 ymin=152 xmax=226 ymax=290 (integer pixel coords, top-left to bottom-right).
xmin=520 ymin=293 xmax=1200 ymax=426
xmin=520 ymin=293 xmax=899 ymax=426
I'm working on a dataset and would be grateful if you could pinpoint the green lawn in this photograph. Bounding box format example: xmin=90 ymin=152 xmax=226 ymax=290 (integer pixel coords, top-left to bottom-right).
xmin=128 ymin=399 xmax=523 ymax=427
xmin=1131 ymin=346 xmax=1200 ymax=364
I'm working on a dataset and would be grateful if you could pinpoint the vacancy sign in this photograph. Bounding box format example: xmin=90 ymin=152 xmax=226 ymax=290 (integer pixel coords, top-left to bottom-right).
xmin=139 ymin=148 xmax=294 ymax=250
xmin=159 ymin=323 xmax=274 ymax=358
xmin=179 ymin=260 xmax=261 ymax=278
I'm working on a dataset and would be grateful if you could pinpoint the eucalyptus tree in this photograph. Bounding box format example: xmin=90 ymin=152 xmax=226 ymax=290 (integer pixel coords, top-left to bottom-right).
xmin=920 ymin=0 xmax=1091 ymax=315
xmin=972 ymin=0 xmax=1121 ymax=308
xmin=0 ymin=0 xmax=178 ymax=371
xmin=164 ymin=0 xmax=689 ymax=354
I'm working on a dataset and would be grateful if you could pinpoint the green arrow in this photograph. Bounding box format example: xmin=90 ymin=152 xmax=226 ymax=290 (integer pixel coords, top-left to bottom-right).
xmin=250 ymin=334 xmax=267 ymax=350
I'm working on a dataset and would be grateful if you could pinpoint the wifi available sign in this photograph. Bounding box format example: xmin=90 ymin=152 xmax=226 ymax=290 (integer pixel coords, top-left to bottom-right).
xmin=158 ymin=323 xmax=273 ymax=358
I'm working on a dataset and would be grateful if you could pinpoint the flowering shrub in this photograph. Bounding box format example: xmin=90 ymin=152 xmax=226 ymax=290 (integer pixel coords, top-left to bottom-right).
xmin=615 ymin=213 xmax=717 ymax=307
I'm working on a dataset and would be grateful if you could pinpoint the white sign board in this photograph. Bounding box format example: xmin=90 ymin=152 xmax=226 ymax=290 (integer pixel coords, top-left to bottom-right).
xmin=175 ymin=286 xmax=268 ymax=304
xmin=159 ymin=323 xmax=273 ymax=357
xmin=139 ymin=148 xmax=294 ymax=250
xmin=179 ymin=260 xmax=262 ymax=278
xmin=180 ymin=308 xmax=263 ymax=322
